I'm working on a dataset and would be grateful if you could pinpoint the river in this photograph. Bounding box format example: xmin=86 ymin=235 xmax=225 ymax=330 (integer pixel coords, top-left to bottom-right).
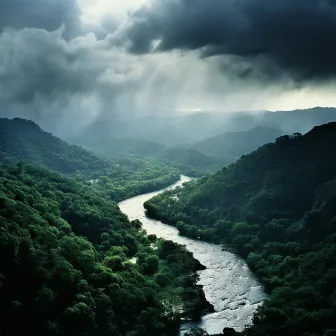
xmin=118 ymin=175 xmax=266 ymax=335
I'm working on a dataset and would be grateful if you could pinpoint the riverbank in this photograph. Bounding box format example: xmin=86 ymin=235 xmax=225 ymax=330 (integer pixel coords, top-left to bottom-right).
xmin=119 ymin=176 xmax=266 ymax=335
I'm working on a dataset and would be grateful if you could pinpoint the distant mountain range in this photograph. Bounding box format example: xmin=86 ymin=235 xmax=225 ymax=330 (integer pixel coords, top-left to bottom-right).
xmin=68 ymin=107 xmax=336 ymax=147
xmin=191 ymin=126 xmax=283 ymax=158
xmin=3 ymin=107 xmax=336 ymax=177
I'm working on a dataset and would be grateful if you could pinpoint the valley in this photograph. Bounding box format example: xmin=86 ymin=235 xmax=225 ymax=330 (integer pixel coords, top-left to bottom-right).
xmin=119 ymin=176 xmax=266 ymax=335
xmin=1 ymin=109 xmax=336 ymax=336
xmin=3 ymin=2 xmax=336 ymax=335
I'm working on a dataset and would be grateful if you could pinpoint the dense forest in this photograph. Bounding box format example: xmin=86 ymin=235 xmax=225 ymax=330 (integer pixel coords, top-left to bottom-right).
xmin=3 ymin=115 xmax=336 ymax=336
xmin=70 ymin=137 xmax=165 ymax=157
xmin=0 ymin=118 xmax=180 ymax=201
xmin=0 ymin=162 xmax=210 ymax=336
xmin=68 ymin=109 xmax=336 ymax=179
xmin=192 ymin=127 xmax=282 ymax=160
xmin=4 ymin=1 xmax=336 ymax=335
xmin=0 ymin=117 xmax=109 ymax=174
xmin=70 ymin=125 xmax=285 ymax=177
xmin=76 ymin=156 xmax=180 ymax=202
xmin=145 ymin=123 xmax=336 ymax=336
xmin=158 ymin=147 xmax=223 ymax=177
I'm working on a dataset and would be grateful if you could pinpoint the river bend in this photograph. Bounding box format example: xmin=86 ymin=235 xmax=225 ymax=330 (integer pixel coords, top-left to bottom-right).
xmin=118 ymin=176 xmax=266 ymax=335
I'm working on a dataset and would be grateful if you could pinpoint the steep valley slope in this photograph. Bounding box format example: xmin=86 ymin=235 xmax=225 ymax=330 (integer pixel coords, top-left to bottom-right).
xmin=145 ymin=123 xmax=336 ymax=336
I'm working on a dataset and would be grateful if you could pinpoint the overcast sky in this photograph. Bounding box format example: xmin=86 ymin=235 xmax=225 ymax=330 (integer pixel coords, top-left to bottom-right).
xmin=1 ymin=0 xmax=336 ymax=135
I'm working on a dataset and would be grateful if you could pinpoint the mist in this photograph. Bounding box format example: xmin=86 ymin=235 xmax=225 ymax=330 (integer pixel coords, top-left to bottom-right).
xmin=1 ymin=0 xmax=336 ymax=139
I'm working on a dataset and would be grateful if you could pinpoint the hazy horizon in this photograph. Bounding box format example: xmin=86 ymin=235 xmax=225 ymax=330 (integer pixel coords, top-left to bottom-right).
xmin=2 ymin=1 xmax=336 ymax=137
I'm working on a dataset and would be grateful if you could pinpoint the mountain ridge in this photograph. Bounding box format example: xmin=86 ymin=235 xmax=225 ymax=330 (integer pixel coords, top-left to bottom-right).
xmin=0 ymin=117 xmax=109 ymax=174
xmin=144 ymin=122 xmax=336 ymax=336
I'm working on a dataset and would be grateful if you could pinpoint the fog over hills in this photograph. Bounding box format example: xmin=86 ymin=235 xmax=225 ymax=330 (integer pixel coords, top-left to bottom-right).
xmin=68 ymin=107 xmax=336 ymax=148
xmin=3 ymin=1 xmax=336 ymax=336
xmin=2 ymin=0 xmax=336 ymax=134
xmin=192 ymin=127 xmax=283 ymax=157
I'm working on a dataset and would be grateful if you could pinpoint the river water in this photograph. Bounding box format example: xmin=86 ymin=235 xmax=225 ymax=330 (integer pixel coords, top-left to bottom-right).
xmin=118 ymin=176 xmax=266 ymax=335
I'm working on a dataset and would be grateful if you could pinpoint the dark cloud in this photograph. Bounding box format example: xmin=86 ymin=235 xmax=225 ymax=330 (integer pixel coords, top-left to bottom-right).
xmin=0 ymin=27 xmax=121 ymax=134
xmin=1 ymin=0 xmax=335 ymax=137
xmin=123 ymin=0 xmax=336 ymax=81
xmin=0 ymin=28 xmax=101 ymax=103
xmin=0 ymin=0 xmax=81 ymax=37
xmin=0 ymin=27 xmax=215 ymax=136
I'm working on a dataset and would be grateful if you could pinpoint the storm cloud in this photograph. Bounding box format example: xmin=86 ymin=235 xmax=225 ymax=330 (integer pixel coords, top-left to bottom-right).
xmin=0 ymin=0 xmax=81 ymax=37
xmin=0 ymin=26 xmax=162 ymax=134
xmin=1 ymin=0 xmax=336 ymax=136
xmin=123 ymin=0 xmax=336 ymax=81
xmin=2 ymin=25 xmax=268 ymax=135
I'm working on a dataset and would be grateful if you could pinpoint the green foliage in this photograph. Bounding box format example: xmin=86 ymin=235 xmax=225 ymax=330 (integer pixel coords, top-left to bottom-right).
xmin=0 ymin=163 xmax=206 ymax=336
xmin=192 ymin=127 xmax=282 ymax=159
xmin=159 ymin=147 xmax=223 ymax=176
xmin=67 ymin=123 xmax=285 ymax=179
xmin=86 ymin=154 xmax=180 ymax=202
xmin=153 ymin=240 xmax=213 ymax=320
xmin=184 ymin=327 xmax=209 ymax=336
xmin=0 ymin=117 xmax=181 ymax=201
xmin=78 ymin=137 xmax=165 ymax=156
xmin=0 ymin=118 xmax=109 ymax=173
xmin=145 ymin=123 xmax=336 ymax=336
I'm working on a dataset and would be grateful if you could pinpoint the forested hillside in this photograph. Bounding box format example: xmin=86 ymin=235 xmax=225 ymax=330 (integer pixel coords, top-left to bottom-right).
xmin=192 ymin=127 xmax=282 ymax=160
xmin=0 ymin=118 xmax=180 ymax=201
xmin=0 ymin=163 xmax=209 ymax=336
xmin=70 ymin=136 xmax=223 ymax=177
xmin=67 ymin=108 xmax=336 ymax=180
xmin=0 ymin=118 xmax=109 ymax=174
xmin=69 ymin=111 xmax=336 ymax=179
xmin=75 ymin=156 xmax=180 ymax=202
xmin=70 ymin=127 xmax=282 ymax=178
xmin=145 ymin=123 xmax=336 ymax=336
xmin=70 ymin=137 xmax=165 ymax=157
xmin=159 ymin=147 xmax=223 ymax=177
